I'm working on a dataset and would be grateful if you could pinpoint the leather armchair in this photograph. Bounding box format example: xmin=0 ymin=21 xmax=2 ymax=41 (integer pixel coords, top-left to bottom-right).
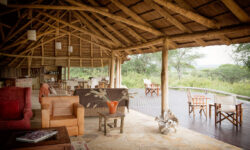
xmin=0 ymin=87 xmax=32 ymax=130
xmin=41 ymin=96 xmax=84 ymax=136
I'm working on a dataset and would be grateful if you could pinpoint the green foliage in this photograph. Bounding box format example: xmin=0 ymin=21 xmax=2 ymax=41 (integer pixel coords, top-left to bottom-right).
xmin=69 ymin=47 xmax=250 ymax=97
xmin=168 ymin=48 xmax=204 ymax=79
xmin=232 ymin=43 xmax=250 ymax=69
xmin=211 ymin=64 xmax=249 ymax=84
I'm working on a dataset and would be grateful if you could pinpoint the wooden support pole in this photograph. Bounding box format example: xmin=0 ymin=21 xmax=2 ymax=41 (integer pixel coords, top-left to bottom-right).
xmin=110 ymin=52 xmax=115 ymax=88
xmin=115 ymin=57 xmax=120 ymax=88
xmin=64 ymin=67 xmax=66 ymax=80
xmin=161 ymin=38 xmax=169 ymax=116
xmin=27 ymin=56 xmax=31 ymax=77
xmin=41 ymin=39 xmax=44 ymax=65
xmin=119 ymin=58 xmax=122 ymax=88
xmin=68 ymin=58 xmax=70 ymax=80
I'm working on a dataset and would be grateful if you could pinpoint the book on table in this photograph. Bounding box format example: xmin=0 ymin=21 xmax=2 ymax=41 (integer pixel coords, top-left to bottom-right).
xmin=16 ymin=130 xmax=58 ymax=143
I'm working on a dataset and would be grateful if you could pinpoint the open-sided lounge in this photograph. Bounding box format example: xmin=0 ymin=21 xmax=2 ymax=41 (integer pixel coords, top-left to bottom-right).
xmin=0 ymin=0 xmax=249 ymax=149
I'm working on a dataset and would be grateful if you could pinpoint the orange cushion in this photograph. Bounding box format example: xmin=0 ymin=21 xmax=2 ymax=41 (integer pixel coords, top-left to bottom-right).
xmin=50 ymin=115 xmax=77 ymax=127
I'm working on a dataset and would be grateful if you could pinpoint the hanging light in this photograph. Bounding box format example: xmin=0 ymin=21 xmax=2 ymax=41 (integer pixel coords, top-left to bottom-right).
xmin=68 ymin=46 xmax=73 ymax=53
xmin=27 ymin=30 xmax=36 ymax=41
xmin=0 ymin=0 xmax=7 ymax=6
xmin=55 ymin=42 xmax=62 ymax=50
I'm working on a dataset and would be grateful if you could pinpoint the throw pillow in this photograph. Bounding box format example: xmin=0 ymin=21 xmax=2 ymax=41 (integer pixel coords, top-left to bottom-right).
xmin=0 ymin=100 xmax=21 ymax=120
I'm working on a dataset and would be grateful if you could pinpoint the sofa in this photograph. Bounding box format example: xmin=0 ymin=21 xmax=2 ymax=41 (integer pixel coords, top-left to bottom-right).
xmin=41 ymin=96 xmax=84 ymax=136
xmin=74 ymin=88 xmax=129 ymax=117
xmin=0 ymin=87 xmax=33 ymax=130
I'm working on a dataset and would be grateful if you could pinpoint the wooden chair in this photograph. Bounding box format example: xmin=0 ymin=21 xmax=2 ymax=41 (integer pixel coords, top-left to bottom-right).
xmin=143 ymin=79 xmax=160 ymax=96
xmin=187 ymin=89 xmax=209 ymax=118
xmin=214 ymin=95 xmax=243 ymax=127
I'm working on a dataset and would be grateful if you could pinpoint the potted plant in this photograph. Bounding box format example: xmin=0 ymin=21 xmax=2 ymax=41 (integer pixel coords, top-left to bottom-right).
xmin=85 ymin=89 xmax=136 ymax=114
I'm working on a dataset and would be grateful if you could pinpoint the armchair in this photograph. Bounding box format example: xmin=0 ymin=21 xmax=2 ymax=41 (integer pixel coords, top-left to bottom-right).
xmin=41 ymin=96 xmax=84 ymax=136
xmin=0 ymin=87 xmax=32 ymax=130
xmin=214 ymin=95 xmax=243 ymax=127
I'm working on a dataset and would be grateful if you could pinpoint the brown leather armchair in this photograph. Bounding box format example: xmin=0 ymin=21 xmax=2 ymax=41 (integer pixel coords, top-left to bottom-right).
xmin=41 ymin=96 xmax=84 ymax=136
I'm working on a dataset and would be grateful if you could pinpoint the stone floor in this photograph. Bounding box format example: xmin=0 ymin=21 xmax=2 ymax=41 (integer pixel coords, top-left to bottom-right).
xmin=31 ymin=90 xmax=241 ymax=150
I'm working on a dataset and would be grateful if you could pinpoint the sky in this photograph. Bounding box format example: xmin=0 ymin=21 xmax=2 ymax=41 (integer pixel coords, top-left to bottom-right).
xmin=192 ymin=45 xmax=235 ymax=68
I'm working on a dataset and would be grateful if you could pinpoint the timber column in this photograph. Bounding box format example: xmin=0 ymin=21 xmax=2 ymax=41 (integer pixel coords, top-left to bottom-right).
xmin=161 ymin=38 xmax=169 ymax=116
xmin=110 ymin=51 xmax=115 ymax=88
xmin=115 ymin=58 xmax=120 ymax=88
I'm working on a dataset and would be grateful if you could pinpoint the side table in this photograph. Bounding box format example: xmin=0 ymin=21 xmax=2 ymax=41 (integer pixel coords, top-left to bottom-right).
xmin=98 ymin=112 xmax=125 ymax=136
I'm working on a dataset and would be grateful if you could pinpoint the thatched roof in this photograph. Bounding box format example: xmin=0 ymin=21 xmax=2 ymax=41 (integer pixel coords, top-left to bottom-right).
xmin=0 ymin=0 xmax=249 ymax=68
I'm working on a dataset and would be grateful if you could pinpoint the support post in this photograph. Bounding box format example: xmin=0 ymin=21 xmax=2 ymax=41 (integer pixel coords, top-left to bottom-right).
xmin=115 ymin=57 xmax=120 ymax=88
xmin=119 ymin=58 xmax=122 ymax=88
xmin=110 ymin=51 xmax=115 ymax=88
xmin=27 ymin=56 xmax=31 ymax=77
xmin=64 ymin=67 xmax=66 ymax=80
xmin=68 ymin=58 xmax=70 ymax=80
xmin=161 ymin=38 xmax=169 ymax=116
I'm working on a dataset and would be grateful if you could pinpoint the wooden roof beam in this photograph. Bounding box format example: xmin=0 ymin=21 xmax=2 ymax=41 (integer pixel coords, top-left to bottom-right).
xmin=0 ymin=52 xmax=112 ymax=60
xmin=92 ymin=13 xmax=132 ymax=45
xmin=39 ymin=11 xmax=116 ymax=46
xmin=7 ymin=4 xmax=109 ymax=12
xmin=79 ymin=11 xmax=123 ymax=47
xmin=35 ymin=19 xmax=111 ymax=53
xmin=65 ymin=0 xmax=163 ymax=36
xmin=109 ymin=0 xmax=163 ymax=53
xmin=145 ymin=0 xmax=192 ymax=33
xmin=110 ymin=0 xmax=153 ymax=28
xmin=221 ymin=0 xmax=250 ymax=23
xmin=153 ymin=0 xmax=220 ymax=29
xmin=113 ymin=25 xmax=250 ymax=51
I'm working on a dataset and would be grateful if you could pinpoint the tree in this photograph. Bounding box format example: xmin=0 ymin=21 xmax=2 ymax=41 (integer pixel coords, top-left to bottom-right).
xmin=212 ymin=64 xmax=249 ymax=84
xmin=232 ymin=43 xmax=250 ymax=69
xmin=168 ymin=48 xmax=204 ymax=80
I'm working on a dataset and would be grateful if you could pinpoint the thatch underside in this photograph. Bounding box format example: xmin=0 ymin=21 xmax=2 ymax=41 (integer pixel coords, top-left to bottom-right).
xmin=0 ymin=0 xmax=249 ymax=68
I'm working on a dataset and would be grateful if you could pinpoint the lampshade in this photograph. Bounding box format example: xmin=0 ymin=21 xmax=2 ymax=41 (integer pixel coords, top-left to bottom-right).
xmin=55 ymin=42 xmax=62 ymax=50
xmin=68 ymin=46 xmax=73 ymax=53
xmin=0 ymin=0 xmax=7 ymax=6
xmin=27 ymin=30 xmax=36 ymax=41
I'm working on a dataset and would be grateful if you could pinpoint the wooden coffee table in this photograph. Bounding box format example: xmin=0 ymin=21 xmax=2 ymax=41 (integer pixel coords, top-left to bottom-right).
xmin=0 ymin=127 xmax=71 ymax=150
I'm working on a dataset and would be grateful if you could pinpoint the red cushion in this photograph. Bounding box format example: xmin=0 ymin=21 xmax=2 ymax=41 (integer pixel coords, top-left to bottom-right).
xmin=0 ymin=100 xmax=21 ymax=120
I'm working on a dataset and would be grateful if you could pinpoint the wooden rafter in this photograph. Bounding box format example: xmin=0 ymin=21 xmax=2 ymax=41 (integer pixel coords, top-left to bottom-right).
xmin=145 ymin=0 xmax=192 ymax=33
xmin=113 ymin=25 xmax=250 ymax=51
xmin=110 ymin=0 xmax=162 ymax=52
xmin=153 ymin=0 xmax=219 ymax=29
xmin=7 ymin=4 xmax=109 ymax=12
xmin=0 ymin=52 xmax=112 ymax=60
xmin=35 ymin=19 xmax=111 ymax=52
xmin=65 ymin=0 xmax=163 ymax=36
xmin=79 ymin=11 xmax=122 ymax=46
xmin=110 ymin=0 xmax=153 ymax=27
xmin=221 ymin=0 xmax=250 ymax=23
xmin=39 ymin=11 xmax=116 ymax=46
xmin=0 ymin=22 xmax=11 ymax=29
xmin=1 ymin=30 xmax=55 ymax=51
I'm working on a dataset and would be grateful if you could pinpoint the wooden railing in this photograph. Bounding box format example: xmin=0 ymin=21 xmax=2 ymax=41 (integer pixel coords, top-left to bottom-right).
xmin=169 ymin=86 xmax=250 ymax=100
